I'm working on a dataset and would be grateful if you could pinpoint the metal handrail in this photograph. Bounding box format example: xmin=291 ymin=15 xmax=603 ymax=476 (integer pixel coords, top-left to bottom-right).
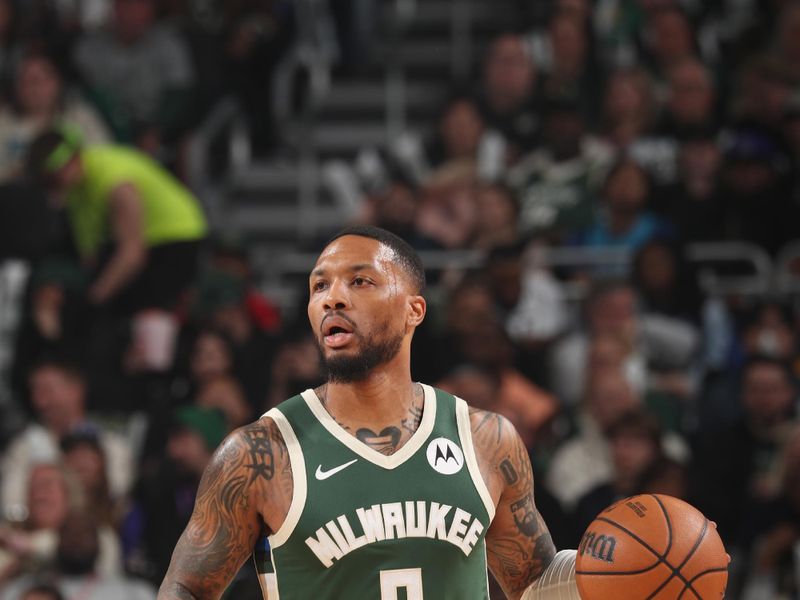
xmin=774 ymin=239 xmax=800 ymax=293
xmin=185 ymin=97 xmax=248 ymax=229
xmin=685 ymin=241 xmax=773 ymax=297
xmin=186 ymin=96 xmax=244 ymax=190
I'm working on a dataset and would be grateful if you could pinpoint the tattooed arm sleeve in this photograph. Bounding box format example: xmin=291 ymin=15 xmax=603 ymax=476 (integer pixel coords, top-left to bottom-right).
xmin=158 ymin=420 xmax=282 ymax=600
xmin=473 ymin=410 xmax=558 ymax=600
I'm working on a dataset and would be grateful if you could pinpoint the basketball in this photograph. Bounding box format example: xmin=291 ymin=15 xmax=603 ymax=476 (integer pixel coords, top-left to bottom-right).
xmin=575 ymin=494 xmax=729 ymax=599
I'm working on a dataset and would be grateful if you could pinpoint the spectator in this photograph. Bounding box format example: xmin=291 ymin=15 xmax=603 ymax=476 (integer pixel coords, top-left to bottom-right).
xmin=413 ymin=183 xmax=479 ymax=250
xmin=266 ymin=330 xmax=324 ymax=410
xmin=436 ymin=364 xmax=500 ymax=415
xmin=639 ymin=456 xmax=689 ymax=498
xmin=690 ymin=356 xmax=798 ymax=549
xmin=572 ymin=410 xmax=665 ymax=541
xmin=739 ymin=424 xmax=800 ymax=599
xmin=0 ymin=359 xmax=134 ymax=523
xmin=190 ymin=267 xmax=279 ymax=414
xmin=194 ymin=375 xmax=251 ymax=430
xmin=740 ymin=302 xmax=797 ymax=362
xmin=1 ymin=510 xmax=156 ymax=600
xmin=0 ymin=51 xmax=110 ymax=182
xmin=601 ymin=67 xmax=658 ymax=149
xmin=205 ymin=238 xmax=281 ymax=336
xmin=656 ymin=58 xmax=719 ymax=140
xmin=412 ymin=277 xmax=496 ymax=382
xmin=221 ymin=0 xmax=295 ymax=153
xmin=639 ymin=5 xmax=700 ymax=84
xmin=10 ymin=259 xmax=90 ymax=401
xmin=472 ymin=184 xmax=520 ymax=251
xmin=72 ymin=0 xmax=195 ymax=152
xmin=60 ymin=432 xmax=121 ymax=531
xmin=484 ymin=241 xmax=569 ymax=362
xmin=539 ymin=10 xmax=604 ymax=122
xmin=545 ymin=369 xmax=641 ymax=509
xmin=188 ymin=328 xmax=236 ymax=386
xmin=27 ymin=128 xmax=206 ymax=315
xmin=550 ymin=280 xmax=698 ymax=407
xmin=125 ymin=406 xmax=224 ymax=582
xmin=0 ymin=464 xmax=80 ymax=584
xmin=357 ymin=177 xmax=422 ymax=245
xmin=651 ymin=128 xmax=725 ymax=243
xmin=631 ymin=238 xmax=736 ymax=390
xmin=507 ymin=93 xmax=614 ymax=241
xmin=630 ymin=239 xmax=704 ymax=325
xmin=474 ymin=33 xmax=541 ymax=157
xmin=570 ymin=159 xmax=673 ymax=259
xmin=719 ymin=124 xmax=796 ymax=256
xmin=391 ymin=94 xmax=506 ymax=187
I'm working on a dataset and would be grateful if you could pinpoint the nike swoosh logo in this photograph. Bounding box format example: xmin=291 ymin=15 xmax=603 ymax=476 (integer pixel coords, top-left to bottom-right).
xmin=315 ymin=458 xmax=358 ymax=480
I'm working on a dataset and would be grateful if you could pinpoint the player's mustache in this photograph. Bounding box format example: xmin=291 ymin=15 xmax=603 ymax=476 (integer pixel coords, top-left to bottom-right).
xmin=320 ymin=311 xmax=358 ymax=334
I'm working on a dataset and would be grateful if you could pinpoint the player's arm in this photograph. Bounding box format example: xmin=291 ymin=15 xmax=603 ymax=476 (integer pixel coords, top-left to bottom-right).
xmin=158 ymin=418 xmax=286 ymax=600
xmin=471 ymin=409 xmax=579 ymax=600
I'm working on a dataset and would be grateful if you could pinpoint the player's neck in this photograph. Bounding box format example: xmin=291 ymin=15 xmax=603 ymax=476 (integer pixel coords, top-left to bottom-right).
xmin=324 ymin=368 xmax=417 ymax=423
xmin=320 ymin=371 xmax=423 ymax=456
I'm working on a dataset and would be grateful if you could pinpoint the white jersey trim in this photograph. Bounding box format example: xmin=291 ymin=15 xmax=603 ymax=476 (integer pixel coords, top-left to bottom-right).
xmin=265 ymin=408 xmax=307 ymax=549
xmin=300 ymin=384 xmax=437 ymax=470
xmin=455 ymin=397 xmax=496 ymax=522
xmin=256 ymin=571 xmax=279 ymax=600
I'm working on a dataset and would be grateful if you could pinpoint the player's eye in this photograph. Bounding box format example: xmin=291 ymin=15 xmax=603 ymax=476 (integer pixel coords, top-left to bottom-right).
xmin=312 ymin=280 xmax=327 ymax=292
xmin=352 ymin=276 xmax=369 ymax=286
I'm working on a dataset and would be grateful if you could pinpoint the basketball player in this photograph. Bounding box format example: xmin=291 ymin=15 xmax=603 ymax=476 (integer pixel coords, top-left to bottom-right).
xmin=158 ymin=226 xmax=580 ymax=599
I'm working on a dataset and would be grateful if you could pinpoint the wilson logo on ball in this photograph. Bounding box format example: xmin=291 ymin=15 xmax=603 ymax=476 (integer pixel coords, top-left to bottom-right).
xmin=626 ymin=500 xmax=648 ymax=518
xmin=579 ymin=531 xmax=617 ymax=563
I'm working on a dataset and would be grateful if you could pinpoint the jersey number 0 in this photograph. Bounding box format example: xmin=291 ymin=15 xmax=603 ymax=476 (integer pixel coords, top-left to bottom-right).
xmin=380 ymin=568 xmax=423 ymax=599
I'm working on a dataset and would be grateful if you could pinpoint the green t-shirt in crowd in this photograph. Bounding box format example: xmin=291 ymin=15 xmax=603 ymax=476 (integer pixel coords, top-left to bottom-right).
xmin=67 ymin=145 xmax=206 ymax=258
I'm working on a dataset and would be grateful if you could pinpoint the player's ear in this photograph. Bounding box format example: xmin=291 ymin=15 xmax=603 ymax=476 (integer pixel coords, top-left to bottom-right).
xmin=406 ymin=294 xmax=426 ymax=329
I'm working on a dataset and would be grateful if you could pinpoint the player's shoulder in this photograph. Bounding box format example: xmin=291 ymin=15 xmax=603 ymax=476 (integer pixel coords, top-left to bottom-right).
xmin=204 ymin=415 xmax=288 ymax=490
xmin=466 ymin=405 xmax=520 ymax=454
xmin=228 ymin=415 xmax=287 ymax=454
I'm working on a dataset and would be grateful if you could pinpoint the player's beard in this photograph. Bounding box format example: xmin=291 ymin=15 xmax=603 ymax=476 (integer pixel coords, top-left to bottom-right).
xmin=317 ymin=323 xmax=404 ymax=383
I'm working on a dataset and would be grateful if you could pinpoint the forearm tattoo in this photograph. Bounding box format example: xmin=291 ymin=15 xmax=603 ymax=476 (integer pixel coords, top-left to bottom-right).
xmin=472 ymin=408 xmax=556 ymax=598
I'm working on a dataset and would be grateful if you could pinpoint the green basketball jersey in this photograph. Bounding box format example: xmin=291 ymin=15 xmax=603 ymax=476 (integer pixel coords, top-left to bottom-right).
xmin=253 ymin=385 xmax=496 ymax=599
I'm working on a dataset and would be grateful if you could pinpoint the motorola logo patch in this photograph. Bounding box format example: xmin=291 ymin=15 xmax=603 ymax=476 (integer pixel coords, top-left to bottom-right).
xmin=426 ymin=438 xmax=464 ymax=475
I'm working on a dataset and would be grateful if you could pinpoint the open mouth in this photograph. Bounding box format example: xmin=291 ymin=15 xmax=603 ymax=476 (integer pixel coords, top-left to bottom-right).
xmin=322 ymin=318 xmax=355 ymax=348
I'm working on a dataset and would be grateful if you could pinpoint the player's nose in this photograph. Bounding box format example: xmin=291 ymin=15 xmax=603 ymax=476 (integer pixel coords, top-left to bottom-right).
xmin=323 ymin=279 xmax=349 ymax=310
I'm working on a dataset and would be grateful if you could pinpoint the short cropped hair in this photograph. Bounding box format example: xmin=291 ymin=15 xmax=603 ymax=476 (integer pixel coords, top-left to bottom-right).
xmin=326 ymin=225 xmax=426 ymax=293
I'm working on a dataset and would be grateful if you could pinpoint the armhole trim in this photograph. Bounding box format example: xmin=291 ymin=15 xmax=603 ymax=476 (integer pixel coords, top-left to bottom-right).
xmin=265 ymin=408 xmax=307 ymax=549
xmin=455 ymin=398 xmax=496 ymax=522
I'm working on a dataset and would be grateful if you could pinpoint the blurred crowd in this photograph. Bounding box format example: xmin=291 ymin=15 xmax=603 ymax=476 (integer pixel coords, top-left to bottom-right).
xmin=0 ymin=0 xmax=800 ymax=599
